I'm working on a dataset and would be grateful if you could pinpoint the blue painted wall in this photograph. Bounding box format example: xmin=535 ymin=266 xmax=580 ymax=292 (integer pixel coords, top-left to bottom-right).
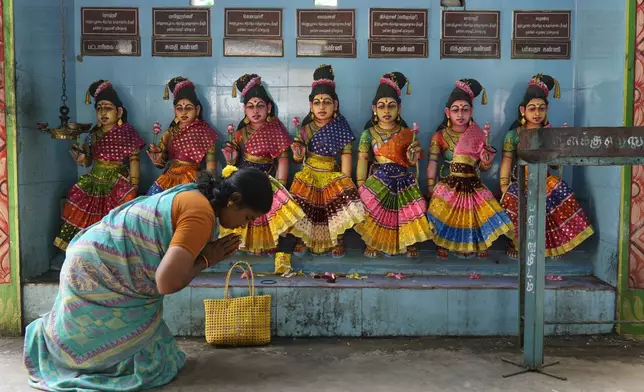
xmin=71 ymin=0 xmax=576 ymax=193
xmin=13 ymin=0 xmax=624 ymax=285
xmin=571 ymin=0 xmax=626 ymax=287
xmin=14 ymin=0 xmax=77 ymax=280
xmin=69 ymin=0 xmax=580 ymax=255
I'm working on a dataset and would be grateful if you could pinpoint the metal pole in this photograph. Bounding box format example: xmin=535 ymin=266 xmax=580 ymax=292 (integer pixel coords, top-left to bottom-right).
xmin=517 ymin=163 xmax=526 ymax=349
xmin=503 ymin=163 xmax=565 ymax=381
xmin=522 ymin=162 xmax=547 ymax=370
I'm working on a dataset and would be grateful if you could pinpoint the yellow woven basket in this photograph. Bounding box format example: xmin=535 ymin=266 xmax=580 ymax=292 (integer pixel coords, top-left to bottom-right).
xmin=204 ymin=261 xmax=271 ymax=346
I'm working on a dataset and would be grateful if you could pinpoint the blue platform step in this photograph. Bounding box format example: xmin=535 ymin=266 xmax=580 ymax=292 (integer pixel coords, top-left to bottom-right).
xmin=24 ymin=242 xmax=610 ymax=338
xmin=162 ymin=272 xmax=614 ymax=337
xmin=22 ymin=270 xmax=615 ymax=337
xmin=208 ymin=248 xmax=595 ymax=277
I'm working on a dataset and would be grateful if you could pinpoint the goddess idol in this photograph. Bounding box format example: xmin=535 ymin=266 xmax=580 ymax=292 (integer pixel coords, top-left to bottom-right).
xmin=499 ymin=74 xmax=594 ymax=258
xmin=54 ymin=80 xmax=145 ymax=250
xmin=426 ymin=79 xmax=513 ymax=259
xmin=289 ymin=64 xmax=365 ymax=257
xmin=146 ymin=76 xmax=218 ymax=195
xmin=354 ymin=72 xmax=431 ymax=258
xmin=219 ymin=73 xmax=304 ymax=255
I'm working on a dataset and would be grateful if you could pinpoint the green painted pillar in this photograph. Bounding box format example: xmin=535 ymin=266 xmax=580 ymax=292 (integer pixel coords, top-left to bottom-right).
xmin=0 ymin=0 xmax=22 ymax=337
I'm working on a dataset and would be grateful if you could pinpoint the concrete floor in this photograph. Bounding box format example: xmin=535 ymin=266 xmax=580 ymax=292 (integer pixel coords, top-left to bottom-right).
xmin=1 ymin=336 xmax=643 ymax=391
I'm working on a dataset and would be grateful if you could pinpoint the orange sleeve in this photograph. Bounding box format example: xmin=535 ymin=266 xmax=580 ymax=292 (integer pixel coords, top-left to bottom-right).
xmin=169 ymin=191 xmax=216 ymax=258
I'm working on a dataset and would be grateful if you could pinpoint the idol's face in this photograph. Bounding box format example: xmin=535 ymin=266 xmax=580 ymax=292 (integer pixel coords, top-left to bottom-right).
xmin=244 ymin=97 xmax=271 ymax=127
xmin=520 ymin=98 xmax=547 ymax=127
xmin=95 ymin=100 xmax=122 ymax=128
xmin=373 ymin=97 xmax=399 ymax=126
xmin=174 ymin=98 xmax=200 ymax=128
xmin=310 ymin=94 xmax=337 ymax=122
xmin=445 ymin=100 xmax=472 ymax=128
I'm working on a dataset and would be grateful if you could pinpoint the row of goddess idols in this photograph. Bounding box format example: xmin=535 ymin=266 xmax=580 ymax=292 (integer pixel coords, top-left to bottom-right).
xmin=53 ymin=68 xmax=594 ymax=262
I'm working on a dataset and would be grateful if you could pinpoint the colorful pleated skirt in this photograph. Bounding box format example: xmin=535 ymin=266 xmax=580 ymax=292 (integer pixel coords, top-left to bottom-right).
xmin=54 ymin=162 xmax=137 ymax=251
xmin=146 ymin=161 xmax=199 ymax=196
xmin=354 ymin=163 xmax=432 ymax=255
xmin=427 ymin=162 xmax=514 ymax=253
xmin=289 ymin=154 xmax=365 ymax=254
xmin=500 ymin=174 xmax=594 ymax=257
xmin=220 ymin=159 xmax=305 ymax=254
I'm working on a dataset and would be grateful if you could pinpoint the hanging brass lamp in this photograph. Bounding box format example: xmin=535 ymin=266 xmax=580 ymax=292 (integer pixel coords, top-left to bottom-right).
xmin=36 ymin=0 xmax=92 ymax=140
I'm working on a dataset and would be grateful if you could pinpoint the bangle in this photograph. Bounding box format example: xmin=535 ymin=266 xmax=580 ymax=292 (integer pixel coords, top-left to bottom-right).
xmin=500 ymin=177 xmax=510 ymax=185
xmin=198 ymin=253 xmax=210 ymax=269
xmin=427 ymin=179 xmax=436 ymax=186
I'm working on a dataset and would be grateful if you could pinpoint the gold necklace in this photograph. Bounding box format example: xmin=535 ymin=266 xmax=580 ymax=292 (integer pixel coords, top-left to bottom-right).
xmin=444 ymin=127 xmax=463 ymax=142
xmin=374 ymin=123 xmax=400 ymax=135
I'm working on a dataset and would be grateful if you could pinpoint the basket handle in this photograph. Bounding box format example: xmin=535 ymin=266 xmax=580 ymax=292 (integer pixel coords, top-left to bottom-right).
xmin=224 ymin=261 xmax=255 ymax=300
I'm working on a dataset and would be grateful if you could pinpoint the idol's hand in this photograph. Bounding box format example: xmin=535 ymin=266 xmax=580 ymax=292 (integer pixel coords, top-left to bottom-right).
xmin=480 ymin=145 xmax=497 ymax=167
xmin=291 ymin=141 xmax=306 ymax=163
xmin=500 ymin=183 xmax=509 ymax=195
xmin=70 ymin=144 xmax=86 ymax=166
xmin=146 ymin=144 xmax=165 ymax=167
xmin=406 ymin=140 xmax=422 ymax=165
xmin=222 ymin=142 xmax=239 ymax=166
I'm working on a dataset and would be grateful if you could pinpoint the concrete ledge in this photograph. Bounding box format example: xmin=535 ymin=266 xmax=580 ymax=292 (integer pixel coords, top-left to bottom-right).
xmin=207 ymin=248 xmax=595 ymax=277
xmin=23 ymin=275 xmax=615 ymax=338
xmin=192 ymin=273 xmax=613 ymax=290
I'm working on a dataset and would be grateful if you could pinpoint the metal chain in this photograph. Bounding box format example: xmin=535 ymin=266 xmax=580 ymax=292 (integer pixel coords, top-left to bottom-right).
xmin=60 ymin=0 xmax=67 ymax=105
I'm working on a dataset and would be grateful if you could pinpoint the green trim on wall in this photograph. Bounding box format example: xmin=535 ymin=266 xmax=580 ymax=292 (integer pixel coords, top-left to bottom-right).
xmin=618 ymin=0 xmax=644 ymax=335
xmin=623 ymin=1 xmax=636 ymax=128
xmin=0 ymin=0 xmax=21 ymax=337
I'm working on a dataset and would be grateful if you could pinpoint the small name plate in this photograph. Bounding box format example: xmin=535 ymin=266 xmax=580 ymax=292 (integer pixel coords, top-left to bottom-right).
xmin=152 ymin=37 xmax=212 ymax=57
xmin=511 ymin=40 xmax=570 ymax=60
xmin=296 ymin=39 xmax=356 ymax=58
xmin=368 ymin=40 xmax=428 ymax=58
xmin=440 ymin=40 xmax=500 ymax=59
xmin=223 ymin=38 xmax=284 ymax=57
xmin=81 ymin=36 xmax=141 ymax=56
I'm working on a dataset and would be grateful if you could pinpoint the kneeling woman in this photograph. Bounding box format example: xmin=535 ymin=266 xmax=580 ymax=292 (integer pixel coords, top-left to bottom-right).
xmin=24 ymin=168 xmax=273 ymax=391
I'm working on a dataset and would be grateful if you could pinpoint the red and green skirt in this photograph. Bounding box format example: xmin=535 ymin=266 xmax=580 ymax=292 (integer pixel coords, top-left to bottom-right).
xmin=500 ymin=174 xmax=594 ymax=257
xmin=54 ymin=162 xmax=137 ymax=251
